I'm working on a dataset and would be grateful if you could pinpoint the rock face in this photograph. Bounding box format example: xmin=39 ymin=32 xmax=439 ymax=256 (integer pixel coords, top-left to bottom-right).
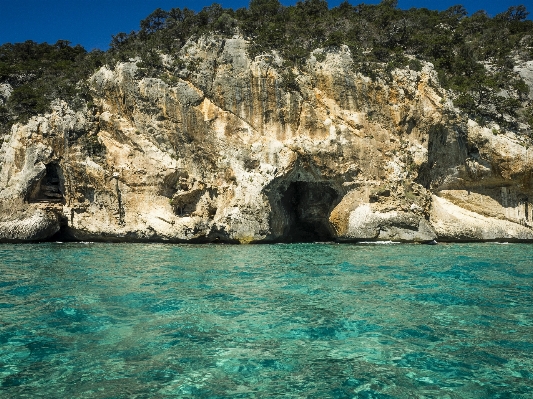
xmin=0 ymin=83 xmax=12 ymax=106
xmin=0 ymin=205 xmax=61 ymax=242
xmin=1 ymin=37 xmax=532 ymax=243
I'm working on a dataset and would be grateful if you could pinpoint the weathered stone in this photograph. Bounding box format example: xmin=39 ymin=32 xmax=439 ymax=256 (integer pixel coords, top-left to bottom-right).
xmin=0 ymin=83 xmax=12 ymax=106
xmin=0 ymin=207 xmax=60 ymax=242
xmin=514 ymin=60 xmax=533 ymax=100
xmin=430 ymin=195 xmax=533 ymax=242
xmin=0 ymin=36 xmax=531 ymax=242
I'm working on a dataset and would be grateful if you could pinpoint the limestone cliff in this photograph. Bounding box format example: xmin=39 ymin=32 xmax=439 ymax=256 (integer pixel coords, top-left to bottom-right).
xmin=1 ymin=37 xmax=532 ymax=243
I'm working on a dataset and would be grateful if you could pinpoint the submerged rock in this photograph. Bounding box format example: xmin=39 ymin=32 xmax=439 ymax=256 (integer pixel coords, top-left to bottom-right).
xmin=0 ymin=37 xmax=532 ymax=243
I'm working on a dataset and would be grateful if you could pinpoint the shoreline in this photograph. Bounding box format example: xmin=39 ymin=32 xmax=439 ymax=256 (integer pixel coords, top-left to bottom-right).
xmin=1 ymin=237 xmax=531 ymax=245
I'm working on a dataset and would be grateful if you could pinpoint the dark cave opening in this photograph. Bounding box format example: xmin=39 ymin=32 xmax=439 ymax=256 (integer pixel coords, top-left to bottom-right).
xmin=276 ymin=181 xmax=340 ymax=242
xmin=28 ymin=163 xmax=64 ymax=203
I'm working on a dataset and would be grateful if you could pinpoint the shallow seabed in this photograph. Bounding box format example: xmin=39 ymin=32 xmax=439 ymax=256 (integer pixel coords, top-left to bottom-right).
xmin=0 ymin=242 xmax=532 ymax=398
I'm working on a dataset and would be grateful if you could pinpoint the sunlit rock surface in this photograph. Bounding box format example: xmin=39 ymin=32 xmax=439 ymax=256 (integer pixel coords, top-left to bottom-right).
xmin=1 ymin=38 xmax=532 ymax=242
xmin=0 ymin=83 xmax=12 ymax=106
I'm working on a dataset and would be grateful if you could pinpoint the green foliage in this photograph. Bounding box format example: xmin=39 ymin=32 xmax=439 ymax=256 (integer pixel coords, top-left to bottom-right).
xmin=1 ymin=1 xmax=532 ymax=135
xmin=521 ymin=105 xmax=533 ymax=133
xmin=314 ymin=51 xmax=326 ymax=62
xmin=0 ymin=40 xmax=106 ymax=133
xmin=214 ymin=13 xmax=238 ymax=35
xmin=135 ymin=48 xmax=164 ymax=77
xmin=408 ymin=58 xmax=423 ymax=72
xmin=159 ymin=72 xmax=181 ymax=86
xmin=279 ymin=68 xmax=300 ymax=92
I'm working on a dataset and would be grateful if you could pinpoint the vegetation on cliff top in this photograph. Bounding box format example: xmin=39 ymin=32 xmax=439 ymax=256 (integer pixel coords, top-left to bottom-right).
xmin=0 ymin=0 xmax=532 ymax=136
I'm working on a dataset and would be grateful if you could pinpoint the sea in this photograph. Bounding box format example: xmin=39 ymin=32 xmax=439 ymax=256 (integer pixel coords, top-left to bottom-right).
xmin=0 ymin=242 xmax=532 ymax=398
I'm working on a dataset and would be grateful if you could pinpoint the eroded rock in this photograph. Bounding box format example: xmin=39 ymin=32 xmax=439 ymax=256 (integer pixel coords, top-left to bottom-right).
xmin=0 ymin=36 xmax=531 ymax=243
xmin=0 ymin=83 xmax=12 ymax=106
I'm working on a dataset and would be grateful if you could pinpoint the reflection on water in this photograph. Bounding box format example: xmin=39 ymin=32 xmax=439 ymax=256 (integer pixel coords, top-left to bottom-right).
xmin=0 ymin=243 xmax=532 ymax=398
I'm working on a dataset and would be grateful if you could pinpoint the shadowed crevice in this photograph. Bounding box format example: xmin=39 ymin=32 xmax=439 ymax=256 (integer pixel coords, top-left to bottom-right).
xmin=280 ymin=181 xmax=340 ymax=242
xmin=265 ymin=170 xmax=342 ymax=242
xmin=27 ymin=163 xmax=64 ymax=203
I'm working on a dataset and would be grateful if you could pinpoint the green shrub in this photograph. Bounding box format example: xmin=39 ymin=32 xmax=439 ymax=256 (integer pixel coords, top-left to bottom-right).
xmin=279 ymin=69 xmax=300 ymax=92
xmin=408 ymin=59 xmax=423 ymax=72
xmin=2 ymin=2 xmax=532 ymax=135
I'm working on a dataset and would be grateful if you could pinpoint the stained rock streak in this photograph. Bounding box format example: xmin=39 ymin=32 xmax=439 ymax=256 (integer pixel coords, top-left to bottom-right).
xmin=0 ymin=37 xmax=532 ymax=243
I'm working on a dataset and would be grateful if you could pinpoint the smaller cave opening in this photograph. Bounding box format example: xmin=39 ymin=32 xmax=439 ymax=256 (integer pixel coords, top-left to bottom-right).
xmin=518 ymin=195 xmax=529 ymax=223
xmin=276 ymin=181 xmax=341 ymax=242
xmin=28 ymin=163 xmax=64 ymax=203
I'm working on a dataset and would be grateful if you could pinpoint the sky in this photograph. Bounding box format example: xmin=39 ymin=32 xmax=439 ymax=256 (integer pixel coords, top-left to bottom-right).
xmin=0 ymin=0 xmax=531 ymax=51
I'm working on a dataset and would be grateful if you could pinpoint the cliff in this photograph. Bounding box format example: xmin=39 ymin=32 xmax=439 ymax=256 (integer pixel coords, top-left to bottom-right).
xmin=1 ymin=37 xmax=532 ymax=243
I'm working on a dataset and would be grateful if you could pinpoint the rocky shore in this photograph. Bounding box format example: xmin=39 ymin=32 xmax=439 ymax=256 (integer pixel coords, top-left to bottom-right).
xmin=1 ymin=37 xmax=532 ymax=243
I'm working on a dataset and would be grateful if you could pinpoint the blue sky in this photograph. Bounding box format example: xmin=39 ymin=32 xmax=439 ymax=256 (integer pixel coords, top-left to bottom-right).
xmin=0 ymin=0 xmax=531 ymax=51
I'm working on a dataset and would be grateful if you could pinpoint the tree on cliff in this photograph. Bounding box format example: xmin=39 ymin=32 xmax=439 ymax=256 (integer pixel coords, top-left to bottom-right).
xmin=0 ymin=1 xmax=532 ymax=136
xmin=0 ymin=40 xmax=103 ymax=133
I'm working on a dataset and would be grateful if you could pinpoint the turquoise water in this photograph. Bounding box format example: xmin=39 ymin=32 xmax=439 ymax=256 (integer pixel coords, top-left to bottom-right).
xmin=0 ymin=243 xmax=532 ymax=398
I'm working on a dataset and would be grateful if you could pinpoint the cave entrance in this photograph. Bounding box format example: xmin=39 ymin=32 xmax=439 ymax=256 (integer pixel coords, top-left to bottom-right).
xmin=28 ymin=163 xmax=64 ymax=203
xmin=272 ymin=180 xmax=341 ymax=242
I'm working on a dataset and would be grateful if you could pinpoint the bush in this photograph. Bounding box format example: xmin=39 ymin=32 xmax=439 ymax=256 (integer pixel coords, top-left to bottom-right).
xmin=1 ymin=2 xmax=532 ymax=134
xmin=279 ymin=69 xmax=300 ymax=92
xmin=408 ymin=59 xmax=423 ymax=72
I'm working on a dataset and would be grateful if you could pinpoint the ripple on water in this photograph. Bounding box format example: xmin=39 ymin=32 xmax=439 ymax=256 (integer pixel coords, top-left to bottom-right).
xmin=0 ymin=242 xmax=532 ymax=398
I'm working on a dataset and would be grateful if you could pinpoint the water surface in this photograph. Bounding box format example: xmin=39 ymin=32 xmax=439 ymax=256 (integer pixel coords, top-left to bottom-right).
xmin=0 ymin=243 xmax=532 ymax=398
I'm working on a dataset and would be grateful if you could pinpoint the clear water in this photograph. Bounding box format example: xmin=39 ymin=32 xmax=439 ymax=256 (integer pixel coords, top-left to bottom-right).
xmin=0 ymin=243 xmax=532 ymax=398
